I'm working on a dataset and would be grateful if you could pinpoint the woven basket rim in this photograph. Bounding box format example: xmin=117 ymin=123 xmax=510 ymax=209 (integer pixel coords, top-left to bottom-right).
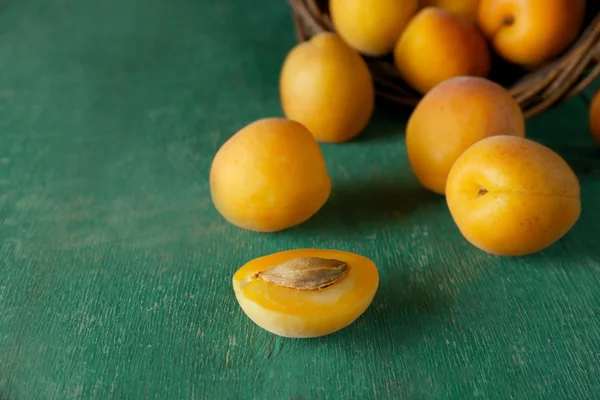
xmin=288 ymin=0 xmax=600 ymax=119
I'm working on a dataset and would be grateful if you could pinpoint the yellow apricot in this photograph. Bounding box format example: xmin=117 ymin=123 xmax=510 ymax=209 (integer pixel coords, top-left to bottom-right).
xmin=393 ymin=7 xmax=491 ymax=94
xmin=589 ymin=87 xmax=600 ymax=144
xmin=232 ymin=249 xmax=379 ymax=338
xmin=329 ymin=0 xmax=419 ymax=56
xmin=279 ymin=32 xmax=375 ymax=143
xmin=210 ymin=118 xmax=331 ymax=232
xmin=446 ymin=136 xmax=581 ymax=256
xmin=406 ymin=76 xmax=525 ymax=195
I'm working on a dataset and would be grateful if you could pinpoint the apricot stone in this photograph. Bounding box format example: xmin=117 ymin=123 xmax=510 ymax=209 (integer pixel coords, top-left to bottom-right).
xmin=406 ymin=76 xmax=525 ymax=195
xmin=210 ymin=118 xmax=331 ymax=232
xmin=446 ymin=136 xmax=581 ymax=256
xmin=279 ymin=32 xmax=375 ymax=143
xmin=330 ymin=0 xmax=419 ymax=56
xmin=233 ymin=248 xmax=379 ymax=338
xmin=393 ymin=7 xmax=491 ymax=94
xmin=478 ymin=0 xmax=586 ymax=66
xmin=589 ymin=87 xmax=600 ymax=144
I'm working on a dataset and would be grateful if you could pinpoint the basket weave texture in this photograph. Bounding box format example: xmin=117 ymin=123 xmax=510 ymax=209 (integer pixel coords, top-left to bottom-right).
xmin=288 ymin=0 xmax=600 ymax=119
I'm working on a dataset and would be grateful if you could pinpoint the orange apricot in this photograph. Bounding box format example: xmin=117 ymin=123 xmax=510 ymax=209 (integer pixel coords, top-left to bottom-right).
xmin=279 ymin=32 xmax=375 ymax=143
xmin=446 ymin=135 xmax=581 ymax=256
xmin=232 ymin=248 xmax=379 ymax=338
xmin=393 ymin=7 xmax=491 ymax=94
xmin=329 ymin=0 xmax=419 ymax=56
xmin=478 ymin=0 xmax=586 ymax=66
xmin=589 ymin=87 xmax=600 ymax=144
xmin=406 ymin=76 xmax=525 ymax=195
xmin=209 ymin=118 xmax=331 ymax=232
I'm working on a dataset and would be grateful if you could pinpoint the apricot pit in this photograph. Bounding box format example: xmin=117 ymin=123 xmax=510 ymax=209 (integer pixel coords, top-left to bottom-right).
xmin=232 ymin=249 xmax=379 ymax=338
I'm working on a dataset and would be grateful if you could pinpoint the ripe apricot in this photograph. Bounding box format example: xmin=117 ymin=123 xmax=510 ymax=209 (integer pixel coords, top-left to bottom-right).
xmin=478 ymin=0 xmax=586 ymax=66
xmin=589 ymin=87 xmax=600 ymax=144
xmin=420 ymin=0 xmax=481 ymax=22
xmin=279 ymin=32 xmax=375 ymax=143
xmin=209 ymin=118 xmax=331 ymax=232
xmin=232 ymin=249 xmax=379 ymax=338
xmin=329 ymin=0 xmax=419 ymax=56
xmin=406 ymin=76 xmax=525 ymax=195
xmin=393 ymin=7 xmax=491 ymax=94
xmin=446 ymin=136 xmax=581 ymax=256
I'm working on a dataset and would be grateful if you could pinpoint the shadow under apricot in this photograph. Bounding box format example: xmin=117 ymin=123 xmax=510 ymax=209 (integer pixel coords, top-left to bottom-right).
xmin=353 ymin=100 xmax=413 ymax=143
xmin=298 ymin=264 xmax=457 ymax=348
xmin=288 ymin=179 xmax=443 ymax=237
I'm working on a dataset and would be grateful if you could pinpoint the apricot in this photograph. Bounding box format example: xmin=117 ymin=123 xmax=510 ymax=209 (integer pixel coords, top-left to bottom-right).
xmin=446 ymin=136 xmax=581 ymax=256
xmin=589 ymin=87 xmax=600 ymax=144
xmin=209 ymin=118 xmax=331 ymax=232
xmin=478 ymin=0 xmax=586 ymax=66
xmin=406 ymin=76 xmax=525 ymax=195
xmin=279 ymin=32 xmax=375 ymax=143
xmin=232 ymin=249 xmax=379 ymax=338
xmin=393 ymin=7 xmax=491 ymax=94
xmin=420 ymin=0 xmax=481 ymax=22
xmin=329 ymin=0 xmax=419 ymax=56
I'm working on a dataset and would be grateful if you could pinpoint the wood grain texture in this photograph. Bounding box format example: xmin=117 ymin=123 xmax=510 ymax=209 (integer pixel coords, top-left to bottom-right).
xmin=0 ymin=0 xmax=600 ymax=399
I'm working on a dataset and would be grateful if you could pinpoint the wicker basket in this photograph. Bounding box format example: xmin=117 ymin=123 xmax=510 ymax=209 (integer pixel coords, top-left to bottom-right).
xmin=288 ymin=0 xmax=600 ymax=119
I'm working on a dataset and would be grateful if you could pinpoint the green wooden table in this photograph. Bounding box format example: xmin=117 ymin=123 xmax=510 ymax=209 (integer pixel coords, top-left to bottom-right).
xmin=1 ymin=1 xmax=600 ymax=399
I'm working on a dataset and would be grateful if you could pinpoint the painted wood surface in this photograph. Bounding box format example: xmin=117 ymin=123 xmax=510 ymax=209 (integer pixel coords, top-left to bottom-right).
xmin=1 ymin=0 xmax=599 ymax=399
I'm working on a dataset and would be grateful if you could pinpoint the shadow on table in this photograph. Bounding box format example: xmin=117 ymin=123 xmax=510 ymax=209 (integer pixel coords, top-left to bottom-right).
xmin=287 ymin=178 xmax=443 ymax=236
xmin=294 ymin=264 xmax=459 ymax=349
xmin=354 ymin=100 xmax=413 ymax=143
xmin=555 ymin=146 xmax=600 ymax=178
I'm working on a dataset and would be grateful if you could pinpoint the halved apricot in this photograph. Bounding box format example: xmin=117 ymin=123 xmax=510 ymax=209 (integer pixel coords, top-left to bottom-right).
xmin=232 ymin=249 xmax=379 ymax=338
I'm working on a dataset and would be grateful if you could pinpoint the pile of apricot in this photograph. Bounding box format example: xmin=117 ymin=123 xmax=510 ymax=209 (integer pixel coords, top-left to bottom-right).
xmin=209 ymin=0 xmax=594 ymax=338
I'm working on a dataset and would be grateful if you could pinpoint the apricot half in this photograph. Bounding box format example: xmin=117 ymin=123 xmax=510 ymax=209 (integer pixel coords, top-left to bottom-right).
xmin=279 ymin=32 xmax=375 ymax=143
xmin=330 ymin=0 xmax=418 ymax=56
xmin=232 ymin=249 xmax=379 ymax=338
xmin=446 ymin=136 xmax=581 ymax=256
xmin=393 ymin=7 xmax=491 ymax=94
xmin=406 ymin=76 xmax=525 ymax=195
xmin=210 ymin=118 xmax=331 ymax=232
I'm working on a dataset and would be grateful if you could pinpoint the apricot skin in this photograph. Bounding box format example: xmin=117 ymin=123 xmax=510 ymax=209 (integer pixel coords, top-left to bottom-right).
xmin=232 ymin=249 xmax=379 ymax=338
xmin=420 ymin=0 xmax=481 ymax=22
xmin=329 ymin=0 xmax=419 ymax=56
xmin=446 ymin=136 xmax=581 ymax=256
xmin=589 ymin=87 xmax=600 ymax=144
xmin=209 ymin=118 xmax=331 ymax=233
xmin=478 ymin=0 xmax=586 ymax=66
xmin=393 ymin=7 xmax=491 ymax=94
xmin=279 ymin=32 xmax=375 ymax=143
xmin=406 ymin=76 xmax=525 ymax=195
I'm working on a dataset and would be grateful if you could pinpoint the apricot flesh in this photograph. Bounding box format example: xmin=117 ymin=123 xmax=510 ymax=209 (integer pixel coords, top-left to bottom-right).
xmin=232 ymin=249 xmax=379 ymax=338
xmin=446 ymin=136 xmax=581 ymax=256
xmin=329 ymin=0 xmax=419 ymax=56
xmin=478 ymin=0 xmax=586 ymax=66
xmin=279 ymin=32 xmax=375 ymax=143
xmin=393 ymin=7 xmax=491 ymax=94
xmin=589 ymin=87 xmax=600 ymax=144
xmin=209 ymin=118 xmax=331 ymax=232
xmin=406 ymin=76 xmax=525 ymax=195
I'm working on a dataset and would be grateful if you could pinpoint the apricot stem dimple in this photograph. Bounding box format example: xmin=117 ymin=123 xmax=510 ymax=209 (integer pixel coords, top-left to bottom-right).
xmin=253 ymin=257 xmax=349 ymax=291
xmin=501 ymin=15 xmax=515 ymax=26
xmin=478 ymin=187 xmax=489 ymax=197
